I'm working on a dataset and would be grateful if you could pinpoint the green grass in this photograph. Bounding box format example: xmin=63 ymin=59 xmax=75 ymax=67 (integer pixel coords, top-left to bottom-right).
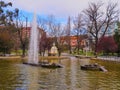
xmin=72 ymin=50 xmax=94 ymax=56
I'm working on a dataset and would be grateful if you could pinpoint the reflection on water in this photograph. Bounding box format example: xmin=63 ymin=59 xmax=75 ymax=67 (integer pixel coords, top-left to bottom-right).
xmin=0 ymin=57 xmax=120 ymax=90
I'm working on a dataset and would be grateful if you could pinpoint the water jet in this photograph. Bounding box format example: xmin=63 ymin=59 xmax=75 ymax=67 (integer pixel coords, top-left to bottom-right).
xmin=23 ymin=13 xmax=40 ymax=66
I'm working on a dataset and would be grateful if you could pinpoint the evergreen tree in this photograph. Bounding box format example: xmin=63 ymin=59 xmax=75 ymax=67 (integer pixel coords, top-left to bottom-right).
xmin=114 ymin=22 xmax=120 ymax=57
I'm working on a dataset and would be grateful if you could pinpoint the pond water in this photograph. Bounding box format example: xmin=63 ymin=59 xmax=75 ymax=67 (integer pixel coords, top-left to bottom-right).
xmin=0 ymin=57 xmax=120 ymax=90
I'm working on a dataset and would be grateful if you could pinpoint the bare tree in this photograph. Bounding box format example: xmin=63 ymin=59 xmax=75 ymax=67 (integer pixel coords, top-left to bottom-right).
xmin=38 ymin=17 xmax=47 ymax=31
xmin=73 ymin=14 xmax=86 ymax=54
xmin=14 ymin=12 xmax=29 ymax=57
xmin=37 ymin=17 xmax=47 ymax=56
xmin=47 ymin=15 xmax=64 ymax=56
xmin=47 ymin=15 xmax=58 ymax=38
xmin=84 ymin=1 xmax=119 ymax=57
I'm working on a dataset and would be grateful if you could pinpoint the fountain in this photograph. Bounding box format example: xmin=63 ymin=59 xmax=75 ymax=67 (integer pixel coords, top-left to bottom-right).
xmin=23 ymin=13 xmax=62 ymax=68
xmin=28 ymin=13 xmax=39 ymax=65
xmin=23 ymin=13 xmax=40 ymax=66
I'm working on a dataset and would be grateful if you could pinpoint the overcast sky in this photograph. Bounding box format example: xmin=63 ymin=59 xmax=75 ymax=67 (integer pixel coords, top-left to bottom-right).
xmin=5 ymin=0 xmax=120 ymax=23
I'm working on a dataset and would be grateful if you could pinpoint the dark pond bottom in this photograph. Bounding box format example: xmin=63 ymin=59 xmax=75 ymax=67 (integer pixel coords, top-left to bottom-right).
xmin=23 ymin=62 xmax=63 ymax=68
xmin=23 ymin=62 xmax=41 ymax=66
xmin=81 ymin=63 xmax=108 ymax=72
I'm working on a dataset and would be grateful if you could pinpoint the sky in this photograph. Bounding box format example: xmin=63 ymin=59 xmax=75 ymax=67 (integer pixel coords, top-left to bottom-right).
xmin=5 ymin=0 xmax=120 ymax=23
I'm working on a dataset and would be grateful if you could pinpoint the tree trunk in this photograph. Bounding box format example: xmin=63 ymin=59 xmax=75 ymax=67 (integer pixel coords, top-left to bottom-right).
xmin=77 ymin=38 xmax=80 ymax=55
xmin=58 ymin=47 xmax=61 ymax=56
xmin=3 ymin=48 xmax=6 ymax=56
xmin=118 ymin=45 xmax=120 ymax=57
xmin=69 ymin=46 xmax=71 ymax=54
xmin=22 ymin=44 xmax=26 ymax=57
xmin=77 ymin=45 xmax=80 ymax=55
xmin=94 ymin=39 xmax=98 ymax=58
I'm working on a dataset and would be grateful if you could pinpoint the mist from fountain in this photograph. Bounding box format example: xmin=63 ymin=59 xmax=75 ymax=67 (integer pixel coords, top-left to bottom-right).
xmin=28 ymin=13 xmax=39 ymax=65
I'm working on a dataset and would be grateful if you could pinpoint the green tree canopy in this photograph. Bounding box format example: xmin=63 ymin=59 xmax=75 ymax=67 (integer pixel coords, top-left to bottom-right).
xmin=0 ymin=1 xmax=19 ymax=26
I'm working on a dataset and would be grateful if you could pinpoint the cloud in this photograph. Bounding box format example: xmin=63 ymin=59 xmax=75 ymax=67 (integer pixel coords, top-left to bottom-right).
xmin=6 ymin=0 xmax=120 ymax=19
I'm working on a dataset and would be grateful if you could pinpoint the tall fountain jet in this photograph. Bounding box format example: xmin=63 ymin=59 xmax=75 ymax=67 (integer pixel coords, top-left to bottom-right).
xmin=28 ymin=13 xmax=39 ymax=65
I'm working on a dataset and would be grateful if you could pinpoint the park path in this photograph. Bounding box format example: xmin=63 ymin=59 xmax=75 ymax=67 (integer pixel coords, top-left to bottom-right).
xmin=96 ymin=56 xmax=120 ymax=62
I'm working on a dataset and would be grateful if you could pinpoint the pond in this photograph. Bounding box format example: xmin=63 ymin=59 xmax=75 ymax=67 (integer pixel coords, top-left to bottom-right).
xmin=0 ymin=57 xmax=120 ymax=90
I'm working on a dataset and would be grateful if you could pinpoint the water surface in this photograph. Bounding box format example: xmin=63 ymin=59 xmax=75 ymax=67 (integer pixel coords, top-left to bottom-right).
xmin=0 ymin=57 xmax=120 ymax=90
